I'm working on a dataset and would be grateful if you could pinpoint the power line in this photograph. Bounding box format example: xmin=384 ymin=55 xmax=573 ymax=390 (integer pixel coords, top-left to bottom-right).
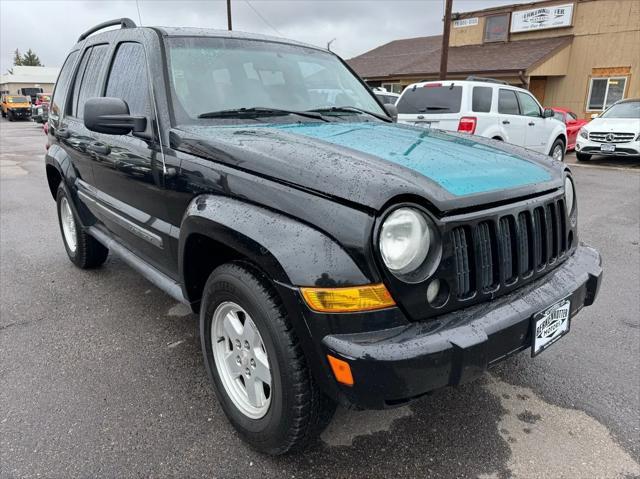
xmin=243 ymin=0 xmax=283 ymax=36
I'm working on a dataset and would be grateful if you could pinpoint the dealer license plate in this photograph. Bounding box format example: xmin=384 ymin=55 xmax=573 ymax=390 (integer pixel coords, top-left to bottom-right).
xmin=531 ymin=298 xmax=571 ymax=356
xmin=601 ymin=143 xmax=616 ymax=152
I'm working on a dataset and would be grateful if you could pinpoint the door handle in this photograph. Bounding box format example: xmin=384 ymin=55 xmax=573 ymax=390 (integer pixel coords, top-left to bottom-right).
xmin=528 ymin=122 xmax=536 ymax=126
xmin=502 ymin=120 xmax=510 ymax=125
xmin=87 ymin=142 xmax=110 ymax=155
xmin=55 ymin=128 xmax=70 ymax=139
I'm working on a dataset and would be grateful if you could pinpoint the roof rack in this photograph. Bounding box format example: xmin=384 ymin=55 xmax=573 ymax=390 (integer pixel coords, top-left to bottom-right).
xmin=78 ymin=18 xmax=137 ymax=42
xmin=465 ymin=76 xmax=509 ymax=85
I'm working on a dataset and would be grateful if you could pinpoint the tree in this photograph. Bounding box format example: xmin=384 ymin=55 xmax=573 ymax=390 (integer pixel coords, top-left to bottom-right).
xmin=12 ymin=49 xmax=22 ymax=66
xmin=21 ymin=49 xmax=43 ymax=67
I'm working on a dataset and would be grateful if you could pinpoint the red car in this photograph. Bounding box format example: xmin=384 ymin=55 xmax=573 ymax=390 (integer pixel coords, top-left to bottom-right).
xmin=550 ymin=107 xmax=588 ymax=150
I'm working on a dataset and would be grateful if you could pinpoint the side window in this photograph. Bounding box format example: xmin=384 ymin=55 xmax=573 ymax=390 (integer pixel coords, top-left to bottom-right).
xmin=568 ymin=112 xmax=578 ymax=121
xmin=516 ymin=92 xmax=541 ymax=117
xmin=76 ymin=44 xmax=110 ymax=119
xmin=50 ymin=50 xmax=79 ymax=118
xmin=472 ymin=86 xmax=492 ymax=113
xmin=105 ymin=42 xmax=151 ymax=117
xmin=498 ymin=89 xmax=519 ymax=115
xmin=67 ymin=48 xmax=92 ymax=116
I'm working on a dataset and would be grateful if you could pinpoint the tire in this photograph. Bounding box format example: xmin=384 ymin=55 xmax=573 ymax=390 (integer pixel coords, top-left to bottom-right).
xmin=576 ymin=152 xmax=592 ymax=162
xmin=56 ymin=185 xmax=108 ymax=269
xmin=200 ymin=261 xmax=335 ymax=455
xmin=549 ymin=138 xmax=565 ymax=162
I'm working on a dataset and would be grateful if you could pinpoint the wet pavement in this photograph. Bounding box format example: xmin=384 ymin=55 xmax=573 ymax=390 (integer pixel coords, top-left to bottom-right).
xmin=1 ymin=119 xmax=639 ymax=478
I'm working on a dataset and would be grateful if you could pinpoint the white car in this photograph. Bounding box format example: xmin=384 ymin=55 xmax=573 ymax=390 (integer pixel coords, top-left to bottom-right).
xmin=372 ymin=87 xmax=400 ymax=106
xmin=396 ymin=78 xmax=568 ymax=161
xmin=575 ymin=99 xmax=640 ymax=161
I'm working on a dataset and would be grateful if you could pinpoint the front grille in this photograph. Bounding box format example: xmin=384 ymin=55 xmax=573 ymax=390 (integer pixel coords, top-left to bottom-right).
xmin=451 ymin=198 xmax=568 ymax=299
xmin=589 ymin=132 xmax=636 ymax=143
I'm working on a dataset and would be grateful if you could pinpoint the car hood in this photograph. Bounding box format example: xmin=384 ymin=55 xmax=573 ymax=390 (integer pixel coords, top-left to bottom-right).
xmin=172 ymin=121 xmax=564 ymax=212
xmin=586 ymin=118 xmax=640 ymax=133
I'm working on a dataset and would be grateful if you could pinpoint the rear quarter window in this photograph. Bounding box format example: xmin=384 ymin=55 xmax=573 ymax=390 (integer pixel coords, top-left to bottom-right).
xmin=397 ymin=85 xmax=462 ymax=114
xmin=472 ymin=86 xmax=493 ymax=113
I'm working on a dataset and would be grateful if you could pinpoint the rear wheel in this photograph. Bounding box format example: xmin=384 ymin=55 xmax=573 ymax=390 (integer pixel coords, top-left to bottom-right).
xmin=200 ymin=261 xmax=335 ymax=454
xmin=550 ymin=138 xmax=565 ymax=162
xmin=576 ymin=152 xmax=592 ymax=162
xmin=56 ymin=185 xmax=108 ymax=269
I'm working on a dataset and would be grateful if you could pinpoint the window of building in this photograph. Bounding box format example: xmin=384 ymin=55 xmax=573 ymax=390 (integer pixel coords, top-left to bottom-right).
xmin=516 ymin=91 xmax=541 ymax=117
xmin=382 ymin=83 xmax=403 ymax=94
xmin=587 ymin=77 xmax=627 ymax=111
xmin=484 ymin=14 xmax=510 ymax=43
xmin=498 ymin=89 xmax=519 ymax=115
xmin=106 ymin=42 xmax=151 ymax=117
xmin=472 ymin=86 xmax=492 ymax=112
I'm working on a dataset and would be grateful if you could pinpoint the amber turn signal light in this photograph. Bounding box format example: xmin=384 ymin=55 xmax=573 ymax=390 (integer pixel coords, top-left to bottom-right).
xmin=327 ymin=354 xmax=354 ymax=386
xmin=300 ymin=283 xmax=395 ymax=313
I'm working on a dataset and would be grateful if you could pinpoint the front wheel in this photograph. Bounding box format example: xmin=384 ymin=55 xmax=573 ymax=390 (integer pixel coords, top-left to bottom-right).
xmin=550 ymin=138 xmax=565 ymax=162
xmin=576 ymin=152 xmax=592 ymax=162
xmin=200 ymin=262 xmax=335 ymax=455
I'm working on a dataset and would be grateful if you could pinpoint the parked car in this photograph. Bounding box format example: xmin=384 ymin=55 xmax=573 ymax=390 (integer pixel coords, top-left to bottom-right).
xmin=550 ymin=107 xmax=588 ymax=150
xmin=46 ymin=19 xmax=602 ymax=455
xmin=31 ymin=93 xmax=51 ymax=123
xmin=575 ymin=98 xmax=640 ymax=161
xmin=396 ymin=78 xmax=568 ymax=161
xmin=1 ymin=95 xmax=32 ymax=121
xmin=373 ymin=87 xmax=400 ymax=105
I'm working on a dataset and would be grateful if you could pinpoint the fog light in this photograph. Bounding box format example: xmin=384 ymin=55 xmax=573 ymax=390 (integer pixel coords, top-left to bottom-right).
xmin=426 ymin=279 xmax=440 ymax=304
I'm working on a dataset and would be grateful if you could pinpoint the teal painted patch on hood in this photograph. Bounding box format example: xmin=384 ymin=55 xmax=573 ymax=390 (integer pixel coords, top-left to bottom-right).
xmin=273 ymin=122 xmax=552 ymax=196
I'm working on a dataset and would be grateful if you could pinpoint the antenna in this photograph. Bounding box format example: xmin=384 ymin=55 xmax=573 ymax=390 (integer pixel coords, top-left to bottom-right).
xmin=135 ymin=0 xmax=143 ymax=26
xmin=327 ymin=38 xmax=336 ymax=51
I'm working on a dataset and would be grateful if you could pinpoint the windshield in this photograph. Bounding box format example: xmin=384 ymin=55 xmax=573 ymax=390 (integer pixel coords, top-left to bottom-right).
xmin=600 ymin=101 xmax=640 ymax=119
xmin=397 ymin=85 xmax=462 ymax=114
xmin=8 ymin=96 xmax=30 ymax=103
xmin=166 ymin=37 xmax=385 ymax=124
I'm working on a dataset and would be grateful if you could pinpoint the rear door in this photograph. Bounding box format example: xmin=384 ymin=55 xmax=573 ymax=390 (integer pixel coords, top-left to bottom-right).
xmin=396 ymin=83 xmax=463 ymax=131
xmin=57 ymin=44 xmax=111 ymax=186
xmin=516 ymin=90 xmax=548 ymax=153
xmin=497 ymin=88 xmax=526 ymax=147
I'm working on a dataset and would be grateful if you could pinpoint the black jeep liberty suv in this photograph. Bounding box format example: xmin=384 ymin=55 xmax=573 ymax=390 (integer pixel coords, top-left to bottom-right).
xmin=45 ymin=19 xmax=602 ymax=454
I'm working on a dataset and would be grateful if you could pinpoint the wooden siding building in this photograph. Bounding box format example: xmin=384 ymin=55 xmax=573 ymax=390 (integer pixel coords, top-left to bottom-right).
xmin=348 ymin=0 xmax=639 ymax=118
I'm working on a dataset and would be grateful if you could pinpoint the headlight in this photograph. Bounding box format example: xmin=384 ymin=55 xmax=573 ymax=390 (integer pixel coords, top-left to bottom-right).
xmin=578 ymin=128 xmax=588 ymax=139
xmin=565 ymin=177 xmax=575 ymax=216
xmin=380 ymin=207 xmax=430 ymax=274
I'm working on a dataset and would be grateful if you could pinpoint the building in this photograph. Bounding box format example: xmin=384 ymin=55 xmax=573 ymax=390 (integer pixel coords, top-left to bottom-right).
xmin=348 ymin=0 xmax=639 ymax=118
xmin=0 ymin=66 xmax=59 ymax=96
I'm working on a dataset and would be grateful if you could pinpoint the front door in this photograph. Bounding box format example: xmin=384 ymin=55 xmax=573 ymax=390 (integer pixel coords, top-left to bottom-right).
xmin=517 ymin=91 xmax=550 ymax=153
xmin=88 ymin=41 xmax=178 ymax=278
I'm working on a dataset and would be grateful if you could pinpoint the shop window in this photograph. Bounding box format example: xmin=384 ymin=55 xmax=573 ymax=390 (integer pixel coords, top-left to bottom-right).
xmin=587 ymin=77 xmax=627 ymax=111
xmin=484 ymin=14 xmax=509 ymax=43
xmin=382 ymin=83 xmax=403 ymax=94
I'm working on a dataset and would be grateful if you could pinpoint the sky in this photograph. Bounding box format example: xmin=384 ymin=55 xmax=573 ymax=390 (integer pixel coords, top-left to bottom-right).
xmin=1 ymin=0 xmax=531 ymax=73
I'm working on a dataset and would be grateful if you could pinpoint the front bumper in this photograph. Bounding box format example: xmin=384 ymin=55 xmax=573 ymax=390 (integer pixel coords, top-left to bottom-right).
xmin=8 ymin=108 xmax=32 ymax=119
xmin=576 ymin=137 xmax=640 ymax=157
xmin=323 ymin=244 xmax=602 ymax=409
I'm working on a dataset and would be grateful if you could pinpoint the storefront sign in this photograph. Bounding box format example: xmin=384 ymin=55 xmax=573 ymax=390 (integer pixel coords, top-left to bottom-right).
xmin=453 ymin=17 xmax=479 ymax=28
xmin=511 ymin=3 xmax=574 ymax=32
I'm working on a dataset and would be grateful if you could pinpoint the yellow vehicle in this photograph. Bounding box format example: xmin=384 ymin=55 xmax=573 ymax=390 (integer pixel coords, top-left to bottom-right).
xmin=1 ymin=95 xmax=32 ymax=121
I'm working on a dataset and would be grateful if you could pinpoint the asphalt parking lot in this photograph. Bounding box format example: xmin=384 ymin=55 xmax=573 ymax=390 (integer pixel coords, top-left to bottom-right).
xmin=1 ymin=119 xmax=639 ymax=478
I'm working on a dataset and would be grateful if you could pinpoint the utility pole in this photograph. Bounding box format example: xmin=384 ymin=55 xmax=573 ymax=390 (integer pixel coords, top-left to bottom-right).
xmin=227 ymin=0 xmax=232 ymax=31
xmin=439 ymin=0 xmax=453 ymax=80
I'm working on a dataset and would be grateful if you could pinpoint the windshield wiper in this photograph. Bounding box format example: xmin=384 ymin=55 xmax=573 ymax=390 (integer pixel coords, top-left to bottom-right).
xmin=198 ymin=107 xmax=328 ymax=121
xmin=308 ymin=106 xmax=391 ymax=122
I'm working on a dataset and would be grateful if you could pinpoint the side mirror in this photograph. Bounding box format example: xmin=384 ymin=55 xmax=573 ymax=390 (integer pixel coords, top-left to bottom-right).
xmin=542 ymin=108 xmax=555 ymax=118
xmin=84 ymin=97 xmax=147 ymax=135
xmin=590 ymin=113 xmax=599 ymax=120
xmin=385 ymin=104 xmax=398 ymax=122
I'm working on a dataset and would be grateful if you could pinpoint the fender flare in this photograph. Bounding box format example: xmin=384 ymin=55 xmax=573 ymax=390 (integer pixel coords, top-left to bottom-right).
xmin=178 ymin=194 xmax=370 ymax=299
